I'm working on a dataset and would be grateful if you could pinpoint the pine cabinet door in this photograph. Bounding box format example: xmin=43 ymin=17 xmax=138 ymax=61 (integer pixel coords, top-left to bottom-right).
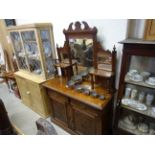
xmin=15 ymin=76 xmax=31 ymax=107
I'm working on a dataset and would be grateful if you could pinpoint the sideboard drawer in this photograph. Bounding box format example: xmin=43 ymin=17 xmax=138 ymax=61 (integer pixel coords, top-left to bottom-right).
xmin=47 ymin=90 xmax=68 ymax=104
xmin=70 ymin=99 xmax=98 ymax=117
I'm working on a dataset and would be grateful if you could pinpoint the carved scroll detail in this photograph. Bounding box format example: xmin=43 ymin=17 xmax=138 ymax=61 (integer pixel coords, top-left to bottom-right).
xmin=63 ymin=21 xmax=97 ymax=33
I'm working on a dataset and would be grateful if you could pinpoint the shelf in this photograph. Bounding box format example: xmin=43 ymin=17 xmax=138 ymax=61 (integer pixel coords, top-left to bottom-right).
xmin=125 ymin=76 xmax=155 ymax=89
xmin=121 ymin=104 xmax=155 ymax=120
xmin=41 ymin=39 xmax=49 ymax=42
xmin=27 ymin=57 xmax=40 ymax=61
xmin=23 ymin=40 xmax=37 ymax=43
xmin=118 ymin=122 xmax=150 ymax=135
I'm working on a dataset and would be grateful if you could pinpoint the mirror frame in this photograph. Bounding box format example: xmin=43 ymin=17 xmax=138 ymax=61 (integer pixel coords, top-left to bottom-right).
xmin=63 ymin=21 xmax=98 ymax=68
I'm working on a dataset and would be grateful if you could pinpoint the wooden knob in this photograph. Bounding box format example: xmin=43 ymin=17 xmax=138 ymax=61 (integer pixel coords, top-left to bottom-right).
xmin=26 ymin=91 xmax=30 ymax=95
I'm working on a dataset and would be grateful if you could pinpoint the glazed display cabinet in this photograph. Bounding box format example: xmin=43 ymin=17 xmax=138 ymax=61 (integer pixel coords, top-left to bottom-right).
xmin=115 ymin=39 xmax=155 ymax=135
xmin=8 ymin=23 xmax=56 ymax=79
xmin=8 ymin=23 xmax=56 ymax=117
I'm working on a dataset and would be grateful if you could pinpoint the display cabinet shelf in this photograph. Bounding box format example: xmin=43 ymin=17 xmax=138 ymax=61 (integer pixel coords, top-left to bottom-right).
xmin=118 ymin=124 xmax=142 ymax=135
xmin=118 ymin=120 xmax=155 ymax=135
xmin=121 ymin=104 xmax=155 ymax=121
xmin=125 ymin=76 xmax=155 ymax=90
xmin=23 ymin=40 xmax=37 ymax=43
xmin=117 ymin=126 xmax=134 ymax=135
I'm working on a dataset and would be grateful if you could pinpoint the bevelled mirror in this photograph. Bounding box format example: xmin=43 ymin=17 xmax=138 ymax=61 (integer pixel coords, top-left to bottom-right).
xmin=69 ymin=38 xmax=93 ymax=69
xmin=63 ymin=21 xmax=98 ymax=73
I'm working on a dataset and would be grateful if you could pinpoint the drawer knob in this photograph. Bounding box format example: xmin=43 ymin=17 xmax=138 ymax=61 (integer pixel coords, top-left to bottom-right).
xmin=26 ymin=91 xmax=30 ymax=95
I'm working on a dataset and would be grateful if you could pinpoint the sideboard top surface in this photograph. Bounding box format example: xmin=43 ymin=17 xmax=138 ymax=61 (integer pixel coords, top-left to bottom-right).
xmin=43 ymin=77 xmax=113 ymax=110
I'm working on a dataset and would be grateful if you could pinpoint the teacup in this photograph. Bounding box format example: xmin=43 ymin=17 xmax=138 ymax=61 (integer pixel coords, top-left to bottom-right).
xmin=138 ymin=92 xmax=145 ymax=103
xmin=140 ymin=72 xmax=151 ymax=80
xmin=148 ymin=77 xmax=155 ymax=84
xmin=131 ymin=73 xmax=143 ymax=82
xmin=146 ymin=93 xmax=154 ymax=106
xmin=131 ymin=89 xmax=138 ymax=100
xmin=127 ymin=69 xmax=138 ymax=76
xmin=125 ymin=87 xmax=131 ymax=98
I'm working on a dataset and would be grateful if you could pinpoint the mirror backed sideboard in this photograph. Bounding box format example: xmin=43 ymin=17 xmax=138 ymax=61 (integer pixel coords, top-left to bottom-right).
xmin=43 ymin=21 xmax=117 ymax=134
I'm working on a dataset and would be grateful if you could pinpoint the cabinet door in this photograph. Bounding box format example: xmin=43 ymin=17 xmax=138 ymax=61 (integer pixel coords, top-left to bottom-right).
xmin=27 ymin=80 xmax=44 ymax=114
xmin=15 ymin=76 xmax=31 ymax=107
xmin=47 ymin=90 xmax=68 ymax=127
xmin=21 ymin=30 xmax=43 ymax=76
xmin=52 ymin=100 xmax=68 ymax=127
xmin=10 ymin=31 xmax=28 ymax=70
xmin=72 ymin=106 xmax=99 ymax=135
xmin=70 ymin=100 xmax=101 ymax=135
xmin=39 ymin=29 xmax=56 ymax=78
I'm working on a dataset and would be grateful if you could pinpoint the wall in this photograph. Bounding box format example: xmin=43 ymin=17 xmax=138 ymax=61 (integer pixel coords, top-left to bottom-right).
xmin=16 ymin=19 xmax=128 ymax=88
xmin=127 ymin=19 xmax=146 ymax=39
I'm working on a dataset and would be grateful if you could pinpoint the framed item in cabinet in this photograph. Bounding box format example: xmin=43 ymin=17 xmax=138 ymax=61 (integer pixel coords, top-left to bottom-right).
xmin=114 ymin=39 xmax=155 ymax=135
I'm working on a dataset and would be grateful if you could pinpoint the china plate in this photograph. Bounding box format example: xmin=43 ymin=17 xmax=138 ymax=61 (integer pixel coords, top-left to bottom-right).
xmin=121 ymin=98 xmax=147 ymax=111
xmin=129 ymin=76 xmax=143 ymax=82
xmin=145 ymin=80 xmax=155 ymax=86
xmin=121 ymin=98 xmax=132 ymax=106
xmin=119 ymin=120 xmax=137 ymax=130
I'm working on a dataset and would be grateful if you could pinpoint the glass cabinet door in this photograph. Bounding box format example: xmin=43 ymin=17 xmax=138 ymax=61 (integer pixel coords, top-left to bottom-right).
xmin=10 ymin=32 xmax=28 ymax=70
xmin=122 ymin=55 xmax=155 ymax=107
xmin=40 ymin=29 xmax=55 ymax=77
xmin=21 ymin=31 xmax=42 ymax=75
xmin=118 ymin=55 xmax=155 ymax=134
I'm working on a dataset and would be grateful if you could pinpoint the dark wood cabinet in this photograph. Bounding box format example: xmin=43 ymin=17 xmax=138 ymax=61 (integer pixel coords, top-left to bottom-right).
xmin=114 ymin=39 xmax=155 ymax=135
xmin=70 ymin=99 xmax=101 ymax=135
xmin=48 ymin=90 xmax=68 ymax=127
xmin=43 ymin=77 xmax=113 ymax=135
xmin=52 ymin=101 xmax=68 ymax=126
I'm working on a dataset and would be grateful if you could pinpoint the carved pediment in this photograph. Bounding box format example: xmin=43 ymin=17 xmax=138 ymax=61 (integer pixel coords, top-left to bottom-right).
xmin=63 ymin=21 xmax=97 ymax=35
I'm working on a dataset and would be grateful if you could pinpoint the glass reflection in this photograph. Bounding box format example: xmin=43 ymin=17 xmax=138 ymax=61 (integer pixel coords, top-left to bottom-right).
xmin=69 ymin=38 xmax=93 ymax=68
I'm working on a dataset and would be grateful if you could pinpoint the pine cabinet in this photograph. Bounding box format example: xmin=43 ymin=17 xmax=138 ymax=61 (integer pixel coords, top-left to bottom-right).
xmin=8 ymin=23 xmax=56 ymax=117
xmin=15 ymin=71 xmax=51 ymax=117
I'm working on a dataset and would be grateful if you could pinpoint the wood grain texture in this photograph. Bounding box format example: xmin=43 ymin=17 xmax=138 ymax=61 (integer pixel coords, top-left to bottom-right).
xmin=43 ymin=77 xmax=112 ymax=110
xmin=43 ymin=77 xmax=114 ymax=134
xmin=15 ymin=72 xmax=52 ymax=118
xmin=144 ymin=19 xmax=155 ymax=40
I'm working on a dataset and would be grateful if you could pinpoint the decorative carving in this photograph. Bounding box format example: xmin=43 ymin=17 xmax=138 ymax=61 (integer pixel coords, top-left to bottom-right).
xmin=63 ymin=21 xmax=97 ymax=34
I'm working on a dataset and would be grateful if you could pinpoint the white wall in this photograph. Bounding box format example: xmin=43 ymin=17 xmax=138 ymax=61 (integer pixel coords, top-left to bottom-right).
xmin=16 ymin=19 xmax=128 ymax=88
xmin=127 ymin=19 xmax=146 ymax=39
